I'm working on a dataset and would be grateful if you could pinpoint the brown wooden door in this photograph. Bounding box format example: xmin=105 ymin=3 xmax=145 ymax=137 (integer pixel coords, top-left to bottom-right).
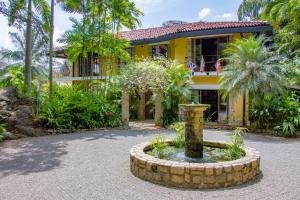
xmin=200 ymin=90 xmax=218 ymax=122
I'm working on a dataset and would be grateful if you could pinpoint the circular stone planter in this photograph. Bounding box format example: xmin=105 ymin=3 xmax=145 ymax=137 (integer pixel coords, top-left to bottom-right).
xmin=130 ymin=140 xmax=260 ymax=189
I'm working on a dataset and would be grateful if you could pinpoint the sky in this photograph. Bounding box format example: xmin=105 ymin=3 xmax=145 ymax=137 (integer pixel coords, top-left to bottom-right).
xmin=0 ymin=0 xmax=242 ymax=49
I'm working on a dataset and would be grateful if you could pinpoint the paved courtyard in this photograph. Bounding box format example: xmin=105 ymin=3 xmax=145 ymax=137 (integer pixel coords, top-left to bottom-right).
xmin=0 ymin=127 xmax=300 ymax=200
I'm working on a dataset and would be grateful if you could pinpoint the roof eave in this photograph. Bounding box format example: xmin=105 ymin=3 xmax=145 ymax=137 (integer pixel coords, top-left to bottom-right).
xmin=130 ymin=25 xmax=273 ymax=46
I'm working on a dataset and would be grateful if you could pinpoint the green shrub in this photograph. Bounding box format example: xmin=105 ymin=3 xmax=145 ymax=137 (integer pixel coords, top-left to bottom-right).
xmin=171 ymin=122 xmax=185 ymax=148
xmin=224 ymin=128 xmax=246 ymax=160
xmin=150 ymin=134 xmax=168 ymax=158
xmin=162 ymin=60 xmax=191 ymax=126
xmin=251 ymin=92 xmax=300 ymax=137
xmin=0 ymin=66 xmax=25 ymax=92
xmin=37 ymin=85 xmax=122 ymax=130
xmin=0 ymin=122 xmax=5 ymax=142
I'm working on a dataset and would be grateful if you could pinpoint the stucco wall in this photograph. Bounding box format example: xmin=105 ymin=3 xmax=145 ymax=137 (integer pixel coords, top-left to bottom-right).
xmin=71 ymin=33 xmax=251 ymax=125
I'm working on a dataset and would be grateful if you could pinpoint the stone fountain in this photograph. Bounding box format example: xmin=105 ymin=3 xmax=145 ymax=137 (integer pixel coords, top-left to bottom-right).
xmin=130 ymin=104 xmax=261 ymax=188
xmin=179 ymin=104 xmax=210 ymax=158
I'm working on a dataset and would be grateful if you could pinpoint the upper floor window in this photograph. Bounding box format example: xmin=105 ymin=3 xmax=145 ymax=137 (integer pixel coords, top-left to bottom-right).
xmin=78 ymin=53 xmax=100 ymax=76
xmin=192 ymin=36 xmax=229 ymax=72
xmin=152 ymin=44 xmax=168 ymax=58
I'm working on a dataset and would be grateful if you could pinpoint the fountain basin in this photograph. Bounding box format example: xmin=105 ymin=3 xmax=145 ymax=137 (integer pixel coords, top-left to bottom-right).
xmin=130 ymin=140 xmax=260 ymax=189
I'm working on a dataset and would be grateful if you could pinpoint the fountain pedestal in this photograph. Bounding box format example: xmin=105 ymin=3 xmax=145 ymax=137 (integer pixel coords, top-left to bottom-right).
xmin=179 ymin=104 xmax=209 ymax=158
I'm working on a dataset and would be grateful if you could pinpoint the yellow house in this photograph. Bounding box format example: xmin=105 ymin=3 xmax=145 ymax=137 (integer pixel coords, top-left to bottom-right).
xmin=54 ymin=21 xmax=272 ymax=126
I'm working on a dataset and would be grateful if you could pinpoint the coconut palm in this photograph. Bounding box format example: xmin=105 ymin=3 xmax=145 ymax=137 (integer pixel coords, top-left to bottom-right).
xmin=107 ymin=0 xmax=143 ymax=33
xmin=49 ymin=0 xmax=54 ymax=96
xmin=238 ymin=0 xmax=268 ymax=21
xmin=220 ymin=35 xmax=287 ymax=100
xmin=0 ymin=30 xmax=49 ymax=81
xmin=58 ymin=0 xmax=142 ymax=74
xmin=7 ymin=0 xmax=50 ymax=93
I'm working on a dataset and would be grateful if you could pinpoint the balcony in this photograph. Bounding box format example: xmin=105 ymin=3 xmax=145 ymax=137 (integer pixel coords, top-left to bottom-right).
xmin=192 ymin=71 xmax=219 ymax=77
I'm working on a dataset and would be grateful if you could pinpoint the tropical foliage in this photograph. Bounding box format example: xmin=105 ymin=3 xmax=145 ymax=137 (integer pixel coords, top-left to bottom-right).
xmin=238 ymin=0 xmax=267 ymax=20
xmin=251 ymin=91 xmax=300 ymax=137
xmin=149 ymin=134 xmax=168 ymax=158
xmin=262 ymin=0 xmax=300 ymax=51
xmin=37 ymin=85 xmax=122 ymax=130
xmin=0 ymin=66 xmax=25 ymax=92
xmin=0 ymin=121 xmax=5 ymax=142
xmin=171 ymin=122 xmax=185 ymax=148
xmin=119 ymin=58 xmax=191 ymax=125
xmin=0 ymin=29 xmax=49 ymax=82
xmin=5 ymin=0 xmax=50 ymax=93
xmin=58 ymin=0 xmax=143 ymax=86
xmin=118 ymin=58 xmax=167 ymax=93
xmin=163 ymin=60 xmax=191 ymax=125
xmin=220 ymin=35 xmax=287 ymax=100
xmin=224 ymin=128 xmax=246 ymax=160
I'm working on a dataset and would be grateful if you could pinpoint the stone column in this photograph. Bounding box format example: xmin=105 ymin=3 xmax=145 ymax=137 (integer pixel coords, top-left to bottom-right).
xmin=228 ymin=93 xmax=236 ymax=125
xmin=137 ymin=92 xmax=145 ymax=120
xmin=154 ymin=92 xmax=163 ymax=127
xmin=180 ymin=104 xmax=209 ymax=158
xmin=121 ymin=90 xmax=129 ymax=126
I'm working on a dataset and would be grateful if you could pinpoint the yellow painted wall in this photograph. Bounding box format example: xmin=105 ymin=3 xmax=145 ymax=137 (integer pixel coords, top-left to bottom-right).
xmin=233 ymin=32 xmax=251 ymax=40
xmin=70 ymin=33 xmax=253 ymax=124
xmin=192 ymin=76 xmax=220 ymax=85
xmin=170 ymin=38 xmax=188 ymax=64
xmin=134 ymin=45 xmax=150 ymax=59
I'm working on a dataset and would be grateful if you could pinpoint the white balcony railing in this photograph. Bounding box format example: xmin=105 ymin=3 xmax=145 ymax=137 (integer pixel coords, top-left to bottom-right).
xmin=192 ymin=71 xmax=219 ymax=76
xmin=54 ymin=76 xmax=107 ymax=82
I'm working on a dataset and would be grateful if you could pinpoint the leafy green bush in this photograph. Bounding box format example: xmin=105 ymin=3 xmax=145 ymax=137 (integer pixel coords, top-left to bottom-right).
xmin=150 ymin=134 xmax=168 ymax=158
xmin=0 ymin=122 xmax=5 ymax=142
xmin=37 ymin=85 xmax=121 ymax=130
xmin=119 ymin=58 xmax=191 ymax=126
xmin=251 ymin=92 xmax=300 ymax=137
xmin=0 ymin=66 xmax=43 ymax=98
xmin=162 ymin=60 xmax=191 ymax=126
xmin=0 ymin=66 xmax=25 ymax=92
xmin=171 ymin=122 xmax=185 ymax=148
xmin=224 ymin=128 xmax=246 ymax=160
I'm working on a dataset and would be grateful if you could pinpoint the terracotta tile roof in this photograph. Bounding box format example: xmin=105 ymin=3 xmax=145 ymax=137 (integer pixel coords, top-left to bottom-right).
xmin=120 ymin=21 xmax=270 ymax=42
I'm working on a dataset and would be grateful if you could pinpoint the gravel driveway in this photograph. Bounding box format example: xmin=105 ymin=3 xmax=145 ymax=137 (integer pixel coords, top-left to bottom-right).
xmin=0 ymin=128 xmax=299 ymax=200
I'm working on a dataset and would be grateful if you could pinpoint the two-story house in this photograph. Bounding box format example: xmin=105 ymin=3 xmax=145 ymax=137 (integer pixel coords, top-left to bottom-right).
xmin=54 ymin=21 xmax=272 ymax=125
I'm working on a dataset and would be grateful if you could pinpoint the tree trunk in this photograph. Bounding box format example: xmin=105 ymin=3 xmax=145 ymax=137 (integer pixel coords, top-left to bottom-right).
xmin=242 ymin=93 xmax=246 ymax=126
xmin=24 ymin=0 xmax=33 ymax=94
xmin=155 ymin=92 xmax=163 ymax=127
xmin=49 ymin=0 xmax=54 ymax=97
xmin=122 ymin=90 xmax=129 ymax=126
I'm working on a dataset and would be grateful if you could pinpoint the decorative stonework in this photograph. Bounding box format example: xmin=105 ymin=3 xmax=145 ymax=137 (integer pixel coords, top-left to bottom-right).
xmin=130 ymin=141 xmax=261 ymax=189
xmin=179 ymin=104 xmax=209 ymax=158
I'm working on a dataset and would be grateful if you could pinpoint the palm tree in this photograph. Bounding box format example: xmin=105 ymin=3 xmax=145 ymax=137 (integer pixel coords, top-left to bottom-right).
xmin=108 ymin=0 xmax=142 ymax=33
xmin=220 ymin=36 xmax=287 ymax=125
xmin=7 ymin=0 xmax=50 ymax=93
xmin=221 ymin=36 xmax=286 ymax=99
xmin=58 ymin=0 xmax=142 ymax=77
xmin=238 ymin=0 xmax=268 ymax=21
xmin=0 ymin=30 xmax=49 ymax=81
xmin=49 ymin=0 xmax=54 ymax=96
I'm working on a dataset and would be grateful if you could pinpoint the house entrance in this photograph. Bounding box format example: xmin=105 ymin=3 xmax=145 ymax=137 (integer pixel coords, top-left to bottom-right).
xmin=199 ymin=90 xmax=218 ymax=122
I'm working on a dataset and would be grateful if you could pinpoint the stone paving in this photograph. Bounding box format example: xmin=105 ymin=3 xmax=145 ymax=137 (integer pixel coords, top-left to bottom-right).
xmin=0 ymin=127 xmax=300 ymax=200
